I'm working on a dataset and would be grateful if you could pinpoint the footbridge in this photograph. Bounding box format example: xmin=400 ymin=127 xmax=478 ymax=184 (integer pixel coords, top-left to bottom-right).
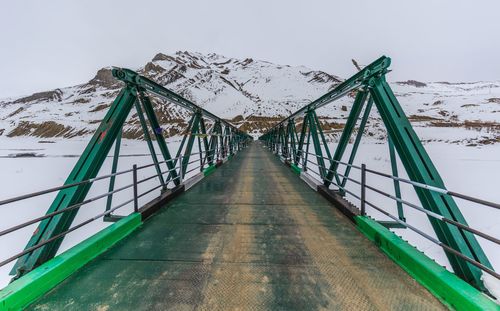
xmin=0 ymin=57 xmax=498 ymax=310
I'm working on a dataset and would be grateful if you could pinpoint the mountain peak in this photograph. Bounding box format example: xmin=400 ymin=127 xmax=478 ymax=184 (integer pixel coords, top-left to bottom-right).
xmin=88 ymin=67 xmax=120 ymax=89
xmin=152 ymin=53 xmax=170 ymax=62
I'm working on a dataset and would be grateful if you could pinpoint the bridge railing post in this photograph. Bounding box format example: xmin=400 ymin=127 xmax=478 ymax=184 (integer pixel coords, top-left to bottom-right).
xmin=132 ymin=164 xmax=138 ymax=213
xmin=360 ymin=164 xmax=366 ymax=216
xmin=179 ymin=157 xmax=184 ymax=184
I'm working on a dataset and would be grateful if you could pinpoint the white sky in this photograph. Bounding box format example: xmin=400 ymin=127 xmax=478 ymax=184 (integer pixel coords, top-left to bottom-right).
xmin=0 ymin=0 xmax=499 ymax=98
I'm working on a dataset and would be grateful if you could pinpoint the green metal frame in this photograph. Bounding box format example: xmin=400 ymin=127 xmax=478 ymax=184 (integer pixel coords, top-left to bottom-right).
xmin=134 ymin=98 xmax=166 ymax=187
xmin=259 ymin=56 xmax=493 ymax=290
xmin=12 ymin=68 xmax=251 ymax=279
xmin=103 ymin=126 xmax=125 ymax=222
xmin=138 ymin=90 xmax=180 ymax=185
xmin=11 ymin=86 xmax=138 ymax=278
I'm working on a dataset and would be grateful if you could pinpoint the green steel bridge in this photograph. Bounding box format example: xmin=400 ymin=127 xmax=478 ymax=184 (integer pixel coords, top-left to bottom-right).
xmin=0 ymin=57 xmax=498 ymax=310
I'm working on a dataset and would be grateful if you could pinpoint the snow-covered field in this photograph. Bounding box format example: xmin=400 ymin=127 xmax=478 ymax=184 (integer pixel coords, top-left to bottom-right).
xmin=0 ymin=134 xmax=499 ymax=300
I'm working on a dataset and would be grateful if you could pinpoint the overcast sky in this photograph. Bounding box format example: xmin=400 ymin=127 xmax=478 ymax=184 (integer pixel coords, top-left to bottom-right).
xmin=0 ymin=0 xmax=499 ymax=98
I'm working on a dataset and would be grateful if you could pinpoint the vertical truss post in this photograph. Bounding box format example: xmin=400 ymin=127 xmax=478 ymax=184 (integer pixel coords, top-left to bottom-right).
xmin=276 ymin=128 xmax=279 ymax=154
xmin=199 ymin=117 xmax=212 ymax=166
xmin=303 ymin=126 xmax=312 ymax=171
xmin=312 ymin=111 xmax=333 ymax=162
xmin=132 ymin=164 xmax=138 ymax=213
xmin=224 ymin=126 xmax=233 ymax=157
xmin=104 ymin=126 xmax=122 ymax=221
xmin=361 ymin=164 xmax=366 ymax=216
xmin=221 ymin=125 xmax=226 ymax=158
xmin=222 ymin=126 xmax=227 ymax=158
xmin=137 ymin=90 xmax=179 ymax=186
xmin=197 ymin=134 xmax=203 ymax=170
xmin=340 ymin=97 xmax=373 ymax=188
xmin=282 ymin=124 xmax=289 ymax=158
xmin=209 ymin=120 xmax=221 ymax=161
xmin=170 ymin=114 xmax=195 ymax=173
xmin=295 ymin=117 xmax=308 ymax=165
xmin=181 ymin=111 xmax=201 ymax=178
xmin=307 ymin=110 xmax=327 ymax=179
xmin=232 ymin=128 xmax=236 ymax=156
xmin=272 ymin=128 xmax=276 ymax=153
xmin=134 ymin=100 xmax=166 ymax=189
xmin=388 ymin=136 xmax=405 ymax=221
xmin=280 ymin=124 xmax=286 ymax=157
xmin=287 ymin=119 xmax=297 ymax=161
xmin=324 ymin=90 xmax=368 ymax=187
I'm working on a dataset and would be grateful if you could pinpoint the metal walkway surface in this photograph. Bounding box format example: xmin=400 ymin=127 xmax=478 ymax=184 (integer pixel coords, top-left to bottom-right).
xmin=28 ymin=142 xmax=445 ymax=310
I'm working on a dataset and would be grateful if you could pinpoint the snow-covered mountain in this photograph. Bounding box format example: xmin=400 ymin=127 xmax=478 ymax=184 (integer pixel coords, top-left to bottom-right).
xmin=0 ymin=51 xmax=499 ymax=145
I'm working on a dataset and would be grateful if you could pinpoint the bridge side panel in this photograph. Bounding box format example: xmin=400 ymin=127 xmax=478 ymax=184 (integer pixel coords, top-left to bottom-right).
xmin=369 ymin=76 xmax=491 ymax=290
xmin=11 ymin=87 xmax=138 ymax=277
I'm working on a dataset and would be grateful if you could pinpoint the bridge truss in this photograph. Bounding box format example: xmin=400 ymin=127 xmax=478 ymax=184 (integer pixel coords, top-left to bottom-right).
xmin=259 ymin=56 xmax=496 ymax=291
xmin=10 ymin=68 xmax=251 ymax=278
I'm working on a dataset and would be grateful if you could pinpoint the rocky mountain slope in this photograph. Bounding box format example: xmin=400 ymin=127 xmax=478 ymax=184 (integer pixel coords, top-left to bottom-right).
xmin=0 ymin=51 xmax=499 ymax=145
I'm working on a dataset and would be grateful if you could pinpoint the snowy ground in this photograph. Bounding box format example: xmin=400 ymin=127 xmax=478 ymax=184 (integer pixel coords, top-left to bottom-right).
xmin=0 ymin=136 xmax=498 ymax=299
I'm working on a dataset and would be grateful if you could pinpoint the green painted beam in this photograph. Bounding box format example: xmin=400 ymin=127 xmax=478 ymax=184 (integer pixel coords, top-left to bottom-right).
xmin=138 ymin=91 xmax=179 ymax=185
xmin=290 ymin=163 xmax=301 ymax=175
xmin=355 ymin=216 xmax=498 ymax=311
xmin=112 ymin=68 xmax=251 ymax=141
xmin=0 ymin=213 xmax=142 ymax=311
xmin=324 ymin=90 xmax=368 ymax=187
xmin=134 ymin=99 xmax=166 ymax=188
xmin=369 ymin=76 xmax=491 ymax=289
xmin=104 ymin=126 xmax=122 ymax=216
xmin=203 ymin=165 xmax=216 ymax=177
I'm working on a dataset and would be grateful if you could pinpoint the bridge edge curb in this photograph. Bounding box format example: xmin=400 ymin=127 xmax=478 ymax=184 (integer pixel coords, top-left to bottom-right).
xmin=0 ymin=213 xmax=142 ymax=311
xmin=355 ymin=216 xmax=498 ymax=311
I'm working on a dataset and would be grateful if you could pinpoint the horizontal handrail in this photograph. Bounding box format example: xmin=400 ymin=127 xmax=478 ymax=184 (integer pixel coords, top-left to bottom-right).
xmin=297 ymin=150 xmax=500 ymax=210
xmin=0 ymin=149 xmax=220 ymax=208
xmin=288 ymin=153 xmax=500 ymax=279
xmin=364 ymin=199 xmax=500 ymax=279
xmin=300 ymin=158 xmax=500 ymax=245
xmin=364 ymin=184 xmax=500 ymax=245
xmin=0 ymin=195 xmax=134 ymax=268
xmin=0 ymin=145 xmax=232 ymax=270
xmin=184 ymin=165 xmax=204 ymax=176
xmin=365 ymin=168 xmax=500 ymax=210
xmin=0 ymin=182 xmax=134 ymax=238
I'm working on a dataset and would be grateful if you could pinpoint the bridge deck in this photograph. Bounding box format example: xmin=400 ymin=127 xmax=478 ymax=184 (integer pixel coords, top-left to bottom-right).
xmin=29 ymin=142 xmax=445 ymax=310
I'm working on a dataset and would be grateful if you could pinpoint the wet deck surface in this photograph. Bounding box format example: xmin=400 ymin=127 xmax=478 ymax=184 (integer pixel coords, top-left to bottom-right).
xmin=29 ymin=142 xmax=445 ymax=310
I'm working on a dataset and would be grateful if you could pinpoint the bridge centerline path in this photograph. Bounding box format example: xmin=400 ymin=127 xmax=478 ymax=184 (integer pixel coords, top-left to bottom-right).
xmin=28 ymin=142 xmax=445 ymax=310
